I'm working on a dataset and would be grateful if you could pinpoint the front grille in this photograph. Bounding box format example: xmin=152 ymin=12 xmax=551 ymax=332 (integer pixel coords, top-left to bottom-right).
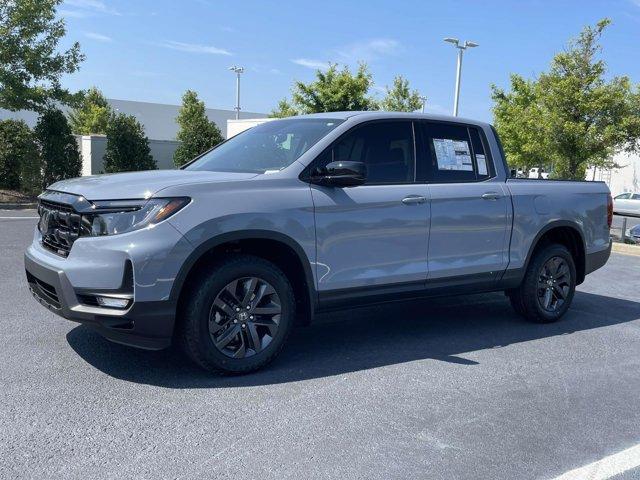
xmin=38 ymin=199 xmax=84 ymax=257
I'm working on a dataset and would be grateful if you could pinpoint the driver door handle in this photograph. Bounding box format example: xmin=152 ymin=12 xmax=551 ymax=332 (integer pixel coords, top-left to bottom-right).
xmin=481 ymin=192 xmax=502 ymax=200
xmin=402 ymin=195 xmax=427 ymax=205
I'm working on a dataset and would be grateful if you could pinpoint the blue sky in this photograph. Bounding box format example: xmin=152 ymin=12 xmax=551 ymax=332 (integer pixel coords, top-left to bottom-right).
xmin=58 ymin=0 xmax=640 ymax=122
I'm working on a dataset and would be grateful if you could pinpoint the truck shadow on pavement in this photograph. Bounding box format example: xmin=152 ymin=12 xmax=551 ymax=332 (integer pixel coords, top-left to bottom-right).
xmin=66 ymin=290 xmax=640 ymax=388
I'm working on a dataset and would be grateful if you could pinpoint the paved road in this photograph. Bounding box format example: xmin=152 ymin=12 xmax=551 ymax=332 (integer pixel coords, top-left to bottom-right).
xmin=2 ymin=212 xmax=640 ymax=480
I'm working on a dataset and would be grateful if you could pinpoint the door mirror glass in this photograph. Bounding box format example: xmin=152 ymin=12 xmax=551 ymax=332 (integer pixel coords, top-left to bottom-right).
xmin=313 ymin=161 xmax=366 ymax=187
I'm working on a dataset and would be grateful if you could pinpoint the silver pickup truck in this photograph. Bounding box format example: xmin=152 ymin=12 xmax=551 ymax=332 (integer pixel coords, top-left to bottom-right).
xmin=25 ymin=112 xmax=612 ymax=374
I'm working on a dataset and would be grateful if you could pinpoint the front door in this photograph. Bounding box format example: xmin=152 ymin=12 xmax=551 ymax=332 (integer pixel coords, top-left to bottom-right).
xmin=310 ymin=121 xmax=430 ymax=292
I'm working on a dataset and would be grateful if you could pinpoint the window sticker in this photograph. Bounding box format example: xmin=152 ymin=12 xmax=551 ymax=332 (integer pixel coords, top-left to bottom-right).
xmin=433 ymin=138 xmax=473 ymax=171
xmin=476 ymin=154 xmax=488 ymax=176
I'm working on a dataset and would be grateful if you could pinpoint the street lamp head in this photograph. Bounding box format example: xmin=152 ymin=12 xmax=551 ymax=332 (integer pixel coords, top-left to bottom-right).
xmin=444 ymin=37 xmax=459 ymax=46
xmin=464 ymin=41 xmax=479 ymax=48
xmin=229 ymin=65 xmax=244 ymax=74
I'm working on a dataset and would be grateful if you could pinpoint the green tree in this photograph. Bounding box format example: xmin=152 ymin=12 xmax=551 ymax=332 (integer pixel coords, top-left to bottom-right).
xmin=492 ymin=19 xmax=640 ymax=180
xmin=491 ymin=76 xmax=552 ymax=174
xmin=34 ymin=108 xmax=81 ymax=187
xmin=0 ymin=0 xmax=84 ymax=112
xmin=271 ymin=63 xmax=377 ymax=116
xmin=103 ymin=113 xmax=156 ymax=173
xmin=173 ymin=90 xmax=223 ymax=167
xmin=0 ymin=119 xmax=39 ymax=192
xmin=379 ymin=76 xmax=423 ymax=112
xmin=68 ymin=87 xmax=112 ymax=134
xmin=270 ymin=98 xmax=298 ymax=118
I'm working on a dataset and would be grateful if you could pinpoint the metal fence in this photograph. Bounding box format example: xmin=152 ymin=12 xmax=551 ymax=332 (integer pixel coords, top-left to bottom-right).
xmin=611 ymin=215 xmax=639 ymax=244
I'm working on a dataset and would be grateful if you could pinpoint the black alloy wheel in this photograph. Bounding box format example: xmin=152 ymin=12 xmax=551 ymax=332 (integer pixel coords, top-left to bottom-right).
xmin=209 ymin=277 xmax=282 ymax=358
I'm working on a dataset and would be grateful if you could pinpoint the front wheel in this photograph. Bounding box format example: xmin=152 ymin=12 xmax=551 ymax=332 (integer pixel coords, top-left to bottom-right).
xmin=508 ymin=243 xmax=577 ymax=323
xmin=178 ymin=254 xmax=295 ymax=375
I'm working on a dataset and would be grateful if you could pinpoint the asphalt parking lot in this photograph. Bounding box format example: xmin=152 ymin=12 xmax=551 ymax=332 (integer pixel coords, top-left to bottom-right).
xmin=2 ymin=211 xmax=640 ymax=480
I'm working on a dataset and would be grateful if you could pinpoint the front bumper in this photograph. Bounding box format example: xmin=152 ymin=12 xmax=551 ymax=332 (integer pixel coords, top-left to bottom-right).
xmin=25 ymin=251 xmax=175 ymax=350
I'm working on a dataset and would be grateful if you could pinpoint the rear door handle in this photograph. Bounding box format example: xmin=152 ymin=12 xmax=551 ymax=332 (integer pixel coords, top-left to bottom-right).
xmin=481 ymin=192 xmax=502 ymax=200
xmin=402 ymin=195 xmax=427 ymax=205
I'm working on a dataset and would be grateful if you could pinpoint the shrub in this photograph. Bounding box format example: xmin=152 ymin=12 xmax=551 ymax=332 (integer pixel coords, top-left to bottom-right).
xmin=103 ymin=113 xmax=156 ymax=173
xmin=0 ymin=119 xmax=40 ymax=192
xmin=174 ymin=90 xmax=223 ymax=167
xmin=34 ymin=108 xmax=82 ymax=187
xmin=68 ymin=86 xmax=112 ymax=135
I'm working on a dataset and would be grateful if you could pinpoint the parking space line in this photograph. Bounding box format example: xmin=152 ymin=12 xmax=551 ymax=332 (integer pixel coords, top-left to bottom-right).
xmin=0 ymin=217 xmax=38 ymax=219
xmin=551 ymin=444 xmax=640 ymax=480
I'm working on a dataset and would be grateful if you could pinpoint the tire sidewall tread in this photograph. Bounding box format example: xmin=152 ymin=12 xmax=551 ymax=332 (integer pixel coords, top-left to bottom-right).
xmin=177 ymin=254 xmax=295 ymax=375
xmin=510 ymin=243 xmax=577 ymax=323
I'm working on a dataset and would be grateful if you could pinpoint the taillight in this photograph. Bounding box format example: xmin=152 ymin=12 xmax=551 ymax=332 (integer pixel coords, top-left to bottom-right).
xmin=607 ymin=193 xmax=613 ymax=228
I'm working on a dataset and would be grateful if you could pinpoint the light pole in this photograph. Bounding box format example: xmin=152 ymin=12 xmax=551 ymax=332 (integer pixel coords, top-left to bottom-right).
xmin=420 ymin=96 xmax=427 ymax=113
xmin=443 ymin=38 xmax=478 ymax=116
xmin=229 ymin=65 xmax=244 ymax=120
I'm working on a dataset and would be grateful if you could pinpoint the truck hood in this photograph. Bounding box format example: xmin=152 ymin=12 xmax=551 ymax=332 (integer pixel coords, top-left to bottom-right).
xmin=47 ymin=170 xmax=259 ymax=200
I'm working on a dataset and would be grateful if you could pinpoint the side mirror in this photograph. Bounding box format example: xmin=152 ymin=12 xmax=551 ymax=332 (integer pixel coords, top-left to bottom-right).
xmin=510 ymin=169 xmax=517 ymax=178
xmin=312 ymin=161 xmax=366 ymax=187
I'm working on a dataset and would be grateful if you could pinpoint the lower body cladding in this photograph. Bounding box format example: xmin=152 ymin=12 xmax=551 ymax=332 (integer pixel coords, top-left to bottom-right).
xmin=25 ymin=252 xmax=175 ymax=349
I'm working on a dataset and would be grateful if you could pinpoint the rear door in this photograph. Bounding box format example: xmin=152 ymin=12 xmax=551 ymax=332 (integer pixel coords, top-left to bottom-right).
xmin=417 ymin=121 xmax=509 ymax=282
xmin=309 ymin=120 xmax=430 ymax=292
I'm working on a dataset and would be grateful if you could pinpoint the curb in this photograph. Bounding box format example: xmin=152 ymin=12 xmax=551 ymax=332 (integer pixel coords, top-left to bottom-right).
xmin=612 ymin=242 xmax=640 ymax=256
xmin=0 ymin=203 xmax=37 ymax=210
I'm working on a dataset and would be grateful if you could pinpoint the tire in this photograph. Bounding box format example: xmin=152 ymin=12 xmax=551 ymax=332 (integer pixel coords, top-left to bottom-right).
xmin=508 ymin=243 xmax=577 ymax=323
xmin=177 ymin=254 xmax=295 ymax=375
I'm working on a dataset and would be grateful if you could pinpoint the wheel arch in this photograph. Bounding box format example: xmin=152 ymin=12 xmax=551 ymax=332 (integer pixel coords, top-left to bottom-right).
xmin=522 ymin=221 xmax=586 ymax=285
xmin=170 ymin=230 xmax=317 ymax=325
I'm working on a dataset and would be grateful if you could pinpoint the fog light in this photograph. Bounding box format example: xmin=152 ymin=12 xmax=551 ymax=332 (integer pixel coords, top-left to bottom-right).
xmin=96 ymin=296 xmax=130 ymax=309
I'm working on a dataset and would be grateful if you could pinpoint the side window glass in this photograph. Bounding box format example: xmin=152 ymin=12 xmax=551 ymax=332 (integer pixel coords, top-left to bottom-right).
xmin=632 ymin=194 xmax=640 ymax=200
xmin=421 ymin=122 xmax=476 ymax=183
xmin=332 ymin=122 xmax=415 ymax=184
xmin=615 ymin=193 xmax=630 ymax=200
xmin=469 ymin=128 xmax=493 ymax=180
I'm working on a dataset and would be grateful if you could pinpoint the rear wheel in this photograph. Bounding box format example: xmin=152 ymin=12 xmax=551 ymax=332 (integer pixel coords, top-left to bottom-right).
xmin=508 ymin=243 xmax=576 ymax=323
xmin=178 ymin=254 xmax=295 ymax=375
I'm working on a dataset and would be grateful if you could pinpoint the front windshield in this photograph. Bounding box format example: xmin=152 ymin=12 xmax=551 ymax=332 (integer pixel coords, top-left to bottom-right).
xmin=185 ymin=118 xmax=344 ymax=173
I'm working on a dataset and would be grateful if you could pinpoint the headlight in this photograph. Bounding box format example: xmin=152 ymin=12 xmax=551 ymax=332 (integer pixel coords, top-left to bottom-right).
xmin=82 ymin=197 xmax=190 ymax=236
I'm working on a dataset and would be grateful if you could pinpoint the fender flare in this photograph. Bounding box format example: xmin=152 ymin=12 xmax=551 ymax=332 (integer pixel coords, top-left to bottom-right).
xmin=169 ymin=229 xmax=317 ymax=309
xmin=520 ymin=220 xmax=587 ymax=283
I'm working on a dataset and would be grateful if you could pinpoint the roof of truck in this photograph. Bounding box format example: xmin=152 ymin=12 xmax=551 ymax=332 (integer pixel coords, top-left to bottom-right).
xmin=296 ymin=111 xmax=492 ymax=128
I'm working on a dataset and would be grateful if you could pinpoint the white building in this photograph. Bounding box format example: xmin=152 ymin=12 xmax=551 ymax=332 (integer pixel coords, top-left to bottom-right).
xmin=0 ymin=99 xmax=268 ymax=175
xmin=226 ymin=118 xmax=273 ymax=138
xmin=587 ymin=151 xmax=640 ymax=196
xmin=0 ymin=98 xmax=267 ymax=140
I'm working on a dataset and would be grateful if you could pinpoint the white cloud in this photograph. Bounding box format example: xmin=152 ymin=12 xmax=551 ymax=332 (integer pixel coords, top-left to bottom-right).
xmin=291 ymin=58 xmax=330 ymax=70
xmin=157 ymin=41 xmax=232 ymax=56
xmin=337 ymin=38 xmax=401 ymax=63
xmin=85 ymin=32 xmax=113 ymax=42
xmin=64 ymin=0 xmax=121 ymax=15
xmin=292 ymin=38 xmax=401 ymax=71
